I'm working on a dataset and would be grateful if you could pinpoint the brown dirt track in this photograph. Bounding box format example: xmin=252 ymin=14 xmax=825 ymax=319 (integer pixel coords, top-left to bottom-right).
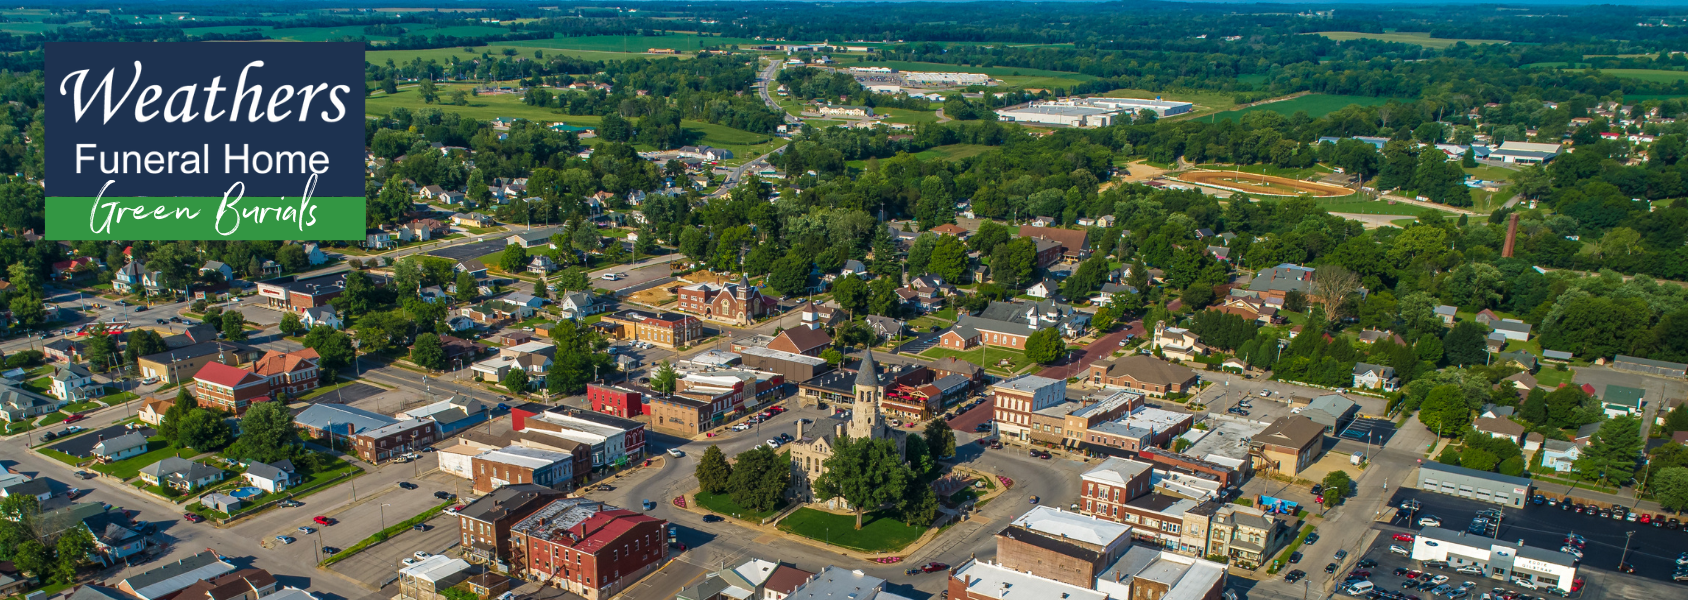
xmin=1175 ymin=170 xmax=1352 ymax=197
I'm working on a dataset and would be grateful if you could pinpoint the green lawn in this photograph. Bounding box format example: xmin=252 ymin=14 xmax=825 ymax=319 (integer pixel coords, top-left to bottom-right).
xmin=913 ymin=144 xmax=995 ymax=162
xmin=60 ymin=401 xmax=100 ymax=413
xmin=1315 ymin=199 xmax=1429 ymax=216
xmin=1205 ymin=94 xmax=1406 ymax=122
xmin=91 ymin=436 xmax=186 ymax=479
xmin=191 ymin=454 xmax=359 ymax=518
xmin=878 ymin=108 xmax=940 ymax=125
xmin=504 ymin=33 xmax=772 ymax=53
xmin=4 ymin=419 xmax=35 ymax=435
xmin=365 ymin=86 xmax=784 ymax=160
xmin=1310 ymin=31 xmax=1510 ymax=48
xmin=1599 ymin=69 xmax=1688 ymax=84
xmin=777 ymin=508 xmax=926 ymax=553
xmin=695 ymin=490 xmax=785 ymax=521
xmin=297 ymin=380 xmax=360 ymax=402
xmin=1535 ymin=367 xmax=1575 ymax=389
xmin=38 ymin=411 xmax=69 ymax=426
xmin=920 ymin=346 xmax=1028 ymax=375
xmin=1463 ymin=165 xmax=1517 ymax=182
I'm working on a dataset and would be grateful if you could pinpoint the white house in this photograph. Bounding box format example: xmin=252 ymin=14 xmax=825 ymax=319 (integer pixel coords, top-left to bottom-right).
xmin=302 ymin=243 xmax=328 ymax=265
xmin=92 ymin=431 xmax=149 ymax=463
xmin=244 ymin=460 xmax=296 ymax=493
xmin=1026 ymin=279 xmax=1060 ymax=300
xmin=1352 ymin=362 xmax=1399 ymax=392
xmin=527 ymin=255 xmax=559 ymax=274
xmin=560 ymin=292 xmax=605 ymax=319
xmin=1491 ymin=319 xmax=1532 ymax=342
xmin=51 ymin=364 xmax=101 ymax=401
xmin=199 ymin=261 xmax=234 ymax=282
xmin=300 ymin=306 xmax=344 ymax=330
xmin=1539 ymin=439 xmax=1580 ymax=472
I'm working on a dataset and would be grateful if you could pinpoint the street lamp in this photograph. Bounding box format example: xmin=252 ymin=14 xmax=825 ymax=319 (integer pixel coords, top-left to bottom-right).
xmin=380 ymin=503 xmax=392 ymax=532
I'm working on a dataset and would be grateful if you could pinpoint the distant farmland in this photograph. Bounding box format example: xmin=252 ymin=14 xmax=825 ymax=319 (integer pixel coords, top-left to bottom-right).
xmin=1204 ymin=94 xmax=1402 ymax=122
xmin=1312 ymin=31 xmax=1509 ymax=49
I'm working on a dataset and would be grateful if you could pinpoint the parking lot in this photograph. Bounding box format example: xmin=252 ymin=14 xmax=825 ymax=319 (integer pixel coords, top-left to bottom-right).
xmin=428 ymin=239 xmax=509 ymax=262
xmin=1385 ymin=488 xmax=1688 ymax=588
xmin=592 ymin=260 xmax=674 ymax=292
xmin=1329 ymin=535 xmax=1586 ymax=600
xmin=1339 ymin=418 xmax=1398 ymax=447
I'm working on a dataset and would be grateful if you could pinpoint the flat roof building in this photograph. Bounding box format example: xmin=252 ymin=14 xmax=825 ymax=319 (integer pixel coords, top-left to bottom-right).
xmin=1416 ymin=461 xmax=1532 ymax=507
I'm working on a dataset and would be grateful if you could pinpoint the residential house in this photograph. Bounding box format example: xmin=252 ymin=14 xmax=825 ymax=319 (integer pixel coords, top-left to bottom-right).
xmin=1152 ymin=321 xmax=1209 ymax=362
xmin=50 ymin=363 xmax=102 ymax=401
xmin=1095 ymin=283 xmax=1138 ymax=306
xmin=138 ymin=398 xmax=171 ymax=425
xmin=939 ymin=300 xmax=1089 ymax=351
xmin=299 ymin=306 xmax=343 ymax=330
xmin=453 ymin=212 xmax=495 ymax=228
xmin=138 ymin=457 xmax=225 ymax=492
xmin=1539 ymin=439 xmax=1580 ymax=472
xmin=301 ymin=243 xmax=328 ymax=265
xmin=1026 ymin=278 xmax=1061 ymax=300
xmin=199 ymin=261 xmax=234 ymax=282
xmin=0 ymin=383 xmax=60 ymax=424
xmin=455 ymin=259 xmax=489 ymax=279
xmin=44 ymin=338 xmax=88 ymax=363
xmin=1018 ymin=224 xmax=1089 ymax=264
xmin=862 ymin=315 xmax=902 ymax=341
xmin=92 ymin=431 xmax=149 ymax=463
xmin=1602 ymin=385 xmax=1645 ymax=418
xmin=113 ymin=260 xmax=148 ymax=293
xmin=364 ymin=229 xmax=394 ymax=250
xmin=1490 ymin=319 xmax=1533 ymax=341
xmin=559 ymin=292 xmax=605 ymax=319
xmin=243 ymin=460 xmax=295 ymax=493
xmin=1352 ymin=362 xmax=1399 ymax=392
xmin=1434 ymin=305 xmax=1458 ymax=324
xmin=527 ymin=254 xmax=559 ymax=274
xmin=1473 ymin=417 xmax=1526 ymax=445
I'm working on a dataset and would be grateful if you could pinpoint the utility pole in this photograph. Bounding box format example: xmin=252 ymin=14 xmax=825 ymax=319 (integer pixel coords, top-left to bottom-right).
xmin=1618 ymin=530 xmax=1635 ymax=571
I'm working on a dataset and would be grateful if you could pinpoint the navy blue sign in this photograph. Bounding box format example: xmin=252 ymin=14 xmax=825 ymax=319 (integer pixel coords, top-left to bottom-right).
xmin=46 ymin=42 xmax=365 ymax=198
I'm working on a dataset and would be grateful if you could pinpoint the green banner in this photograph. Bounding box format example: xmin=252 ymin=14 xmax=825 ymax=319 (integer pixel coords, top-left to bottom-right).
xmin=47 ymin=196 xmax=367 ymax=240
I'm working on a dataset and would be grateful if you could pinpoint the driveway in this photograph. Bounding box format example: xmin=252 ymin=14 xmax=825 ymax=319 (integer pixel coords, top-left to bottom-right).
xmin=50 ymin=424 xmax=155 ymax=458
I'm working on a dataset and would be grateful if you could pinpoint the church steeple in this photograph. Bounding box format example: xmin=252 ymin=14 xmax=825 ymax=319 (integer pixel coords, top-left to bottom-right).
xmin=849 ymin=350 xmax=883 ymax=439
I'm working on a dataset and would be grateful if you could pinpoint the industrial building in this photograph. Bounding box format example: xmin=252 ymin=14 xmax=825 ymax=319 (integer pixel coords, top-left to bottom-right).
xmin=995 ymin=104 xmax=1119 ymax=128
xmin=1415 ymin=461 xmax=1532 ymax=507
xmin=1409 ymin=527 xmax=1577 ymax=593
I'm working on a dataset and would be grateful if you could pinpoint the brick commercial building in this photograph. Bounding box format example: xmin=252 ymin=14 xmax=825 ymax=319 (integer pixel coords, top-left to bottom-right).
xmin=352 ymin=419 xmax=437 ymax=463
xmin=1250 ymin=415 xmax=1325 ymax=477
xmin=599 ymin=310 xmax=704 ymax=349
xmin=1086 ymin=355 xmax=1200 ymax=397
xmin=994 ymin=506 xmax=1132 ymax=589
xmin=472 ymin=446 xmax=577 ymax=494
xmin=1138 ymin=447 xmax=1244 ymax=489
xmin=521 ymin=407 xmax=648 ymax=468
xmin=798 ymin=358 xmax=930 ymax=407
xmin=457 ymin=484 xmax=569 ymax=566
xmin=767 ymin=327 xmax=832 ymax=356
xmin=508 ymin=499 xmax=669 ymax=600
xmin=738 ymin=346 xmax=829 ymax=383
xmin=645 ymin=392 xmax=726 ymax=435
xmin=256 ymin=273 xmax=362 ymax=314
xmin=135 ymin=342 xmax=263 ymax=385
xmin=586 ymin=383 xmax=643 ymax=418
xmin=251 ymin=349 xmax=321 ymax=398
xmin=1080 ymin=457 xmax=1154 ymax=523
xmin=191 ymin=362 xmax=271 ymax=415
xmin=1080 ymin=406 xmax=1195 ymax=454
xmin=991 ymin=375 xmax=1066 ymax=446
xmin=293 ymin=404 xmax=401 ymax=451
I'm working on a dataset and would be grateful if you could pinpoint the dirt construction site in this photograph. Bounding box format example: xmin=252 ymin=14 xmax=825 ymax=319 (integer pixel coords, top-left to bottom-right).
xmin=1173 ymin=170 xmax=1353 ymax=197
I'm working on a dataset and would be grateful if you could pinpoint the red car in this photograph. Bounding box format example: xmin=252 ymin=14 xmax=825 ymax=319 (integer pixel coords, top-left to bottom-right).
xmin=182 ymin=513 xmax=205 ymax=523
xmin=1393 ymin=533 xmax=1416 ymax=542
xmin=920 ymin=562 xmax=950 ymax=573
xmin=1641 ymin=514 xmax=1652 ymax=524
xmin=1571 ymin=577 xmax=1585 ymax=592
xmin=313 ymin=515 xmax=334 ymax=525
xmin=63 ymin=414 xmax=86 ymax=424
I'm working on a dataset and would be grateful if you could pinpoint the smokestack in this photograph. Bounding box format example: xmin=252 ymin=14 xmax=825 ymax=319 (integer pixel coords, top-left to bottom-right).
xmin=1502 ymin=213 xmax=1519 ymax=258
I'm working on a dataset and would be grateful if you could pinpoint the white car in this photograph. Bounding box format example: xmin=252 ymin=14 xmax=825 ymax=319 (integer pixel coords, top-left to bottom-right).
xmin=1418 ymin=516 xmax=1442 ymax=527
xmin=731 ymin=424 xmax=750 ymax=432
xmin=1510 ymin=578 xmax=1537 ymax=590
xmin=1430 ymin=575 xmax=1449 ymax=585
xmin=1389 ymin=545 xmax=1410 ymax=556
xmin=414 ymin=551 xmax=432 ymax=560
xmin=402 ymin=558 xmax=420 ymax=566
xmin=766 ymin=439 xmax=782 ymax=449
xmin=140 ymin=376 xmax=159 ymax=384
xmin=667 ymin=449 xmax=685 ymax=458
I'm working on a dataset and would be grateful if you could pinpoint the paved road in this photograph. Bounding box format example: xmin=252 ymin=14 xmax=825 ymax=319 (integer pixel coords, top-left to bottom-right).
xmin=708 ymin=59 xmax=794 ymax=199
xmin=1035 ymin=326 xmax=1132 ymax=380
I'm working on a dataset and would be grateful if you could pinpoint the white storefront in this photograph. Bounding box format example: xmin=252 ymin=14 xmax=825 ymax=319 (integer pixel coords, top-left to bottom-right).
xmin=1410 ymin=527 xmax=1578 ymax=593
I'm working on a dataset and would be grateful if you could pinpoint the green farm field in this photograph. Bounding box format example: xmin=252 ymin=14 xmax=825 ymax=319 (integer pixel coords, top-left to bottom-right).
xmin=365 ymin=86 xmax=783 ymax=160
xmin=1205 ymin=94 xmax=1403 ymax=121
xmin=1598 ymin=69 xmax=1688 ymax=84
xmin=914 ymin=144 xmax=995 ymax=161
xmin=1311 ymin=31 xmax=1510 ymax=48
xmin=366 ymin=45 xmax=682 ymax=66
xmin=503 ymin=33 xmax=771 ymax=52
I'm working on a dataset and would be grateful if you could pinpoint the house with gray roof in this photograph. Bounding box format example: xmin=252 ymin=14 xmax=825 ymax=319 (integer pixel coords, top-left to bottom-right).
xmin=0 ymin=382 xmax=63 ymax=422
xmin=116 ymin=550 xmax=237 ymax=600
xmin=92 ymin=431 xmax=149 ymax=462
xmin=1352 ymin=362 xmax=1398 ymax=392
xmin=243 ymin=459 xmax=296 ymax=493
xmin=138 ymin=457 xmax=225 ymax=492
xmin=1247 ymin=263 xmax=1315 ymax=296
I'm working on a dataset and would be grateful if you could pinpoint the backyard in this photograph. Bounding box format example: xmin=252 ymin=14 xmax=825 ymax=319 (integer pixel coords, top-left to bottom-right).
xmin=189 ymin=454 xmax=361 ymax=519
xmin=776 ymin=507 xmax=926 ymax=553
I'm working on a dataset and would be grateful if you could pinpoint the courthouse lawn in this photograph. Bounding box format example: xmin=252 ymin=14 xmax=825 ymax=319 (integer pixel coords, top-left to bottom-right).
xmin=777 ymin=508 xmax=925 ymax=553
xmin=920 ymin=346 xmax=1027 ymax=375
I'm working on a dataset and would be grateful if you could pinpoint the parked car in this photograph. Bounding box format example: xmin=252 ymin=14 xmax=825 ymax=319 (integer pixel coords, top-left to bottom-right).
xmin=1394 ymin=533 xmax=1416 ymax=542
xmin=434 ymin=491 xmax=455 ymax=500
xmin=1390 ymin=546 xmax=1411 ymax=556
xmin=1419 ymin=516 xmax=1442 ymax=527
xmin=1305 ymin=532 xmax=1320 ymax=545
xmin=920 ymin=562 xmax=949 ymax=573
xmin=1325 ymin=563 xmax=1339 ymax=574
xmin=183 ymin=513 xmax=205 ymax=523
xmin=398 ymin=482 xmax=418 ymax=490
xmin=314 ymin=515 xmax=334 ymax=525
xmin=668 ymin=449 xmax=685 ymax=458
xmin=63 ymin=414 xmax=85 ymax=424
xmin=274 ymin=536 xmax=294 ymax=545
xmin=414 ymin=551 xmax=432 ymax=560
xmin=702 ymin=515 xmax=724 ymax=523
xmin=1288 ymin=552 xmax=1303 ymax=563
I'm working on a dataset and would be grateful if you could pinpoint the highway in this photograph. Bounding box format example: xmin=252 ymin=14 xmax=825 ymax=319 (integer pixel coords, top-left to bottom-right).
xmin=709 ymin=58 xmax=796 ymax=198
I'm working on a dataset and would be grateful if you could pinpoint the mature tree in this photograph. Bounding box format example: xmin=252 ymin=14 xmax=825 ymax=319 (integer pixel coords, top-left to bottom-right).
xmin=696 ymin=445 xmax=732 ymax=495
xmin=1442 ymin=321 xmax=1488 ymax=367
xmin=989 ymin=238 xmax=1036 ymax=288
xmin=1460 ymin=448 xmax=1499 ymax=472
xmin=769 ymin=255 xmax=810 ymax=297
xmin=833 ymin=274 xmax=868 ymax=314
xmin=1575 ymin=416 xmax=1643 ymax=486
xmin=276 ymin=244 xmax=308 ymax=273
xmin=1417 ymin=384 xmax=1471 ymax=437
xmin=726 ymin=445 xmax=789 ymax=513
xmin=813 ymin=437 xmax=910 ymax=529
xmin=923 ymin=420 xmax=956 ymax=458
xmin=279 ymin=312 xmax=304 ymax=337
xmin=906 ymin=433 xmax=934 ymax=477
xmin=899 ymin=483 xmax=939 ymax=527
xmin=159 ymin=387 xmax=196 ymax=440
xmin=226 ymin=401 xmax=297 ymax=463
xmin=1320 ymin=470 xmax=1352 ymax=508
xmin=123 ymin=329 xmax=168 ymax=366
xmin=1024 ymin=328 xmax=1066 ymax=364
xmin=13 ymin=540 xmax=50 ymax=580
xmin=1311 ymin=266 xmax=1361 ymax=320
xmin=333 ymin=270 xmax=378 ymax=317
xmin=650 ymin=361 xmax=678 ymax=394
xmin=1654 ymin=467 xmax=1688 ymax=512
xmin=455 ymin=271 xmax=479 ymax=303
xmin=868 ymin=276 xmax=901 ymax=317
xmin=499 ymin=244 xmax=529 ymax=274
xmin=411 ymin=333 xmax=446 ymax=370
xmin=303 ymin=326 xmax=355 ymax=381
xmin=502 ymin=369 xmax=530 ymax=396
xmin=218 ymin=311 xmax=246 ymax=341
xmin=178 ymin=408 xmax=233 ymax=452
xmin=928 ymin=235 xmax=970 ymax=283
xmin=1663 ymin=401 xmax=1688 ymax=434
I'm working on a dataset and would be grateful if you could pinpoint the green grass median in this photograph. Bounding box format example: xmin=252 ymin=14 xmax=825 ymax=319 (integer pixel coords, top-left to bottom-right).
xmin=321 ymin=499 xmax=456 ymax=566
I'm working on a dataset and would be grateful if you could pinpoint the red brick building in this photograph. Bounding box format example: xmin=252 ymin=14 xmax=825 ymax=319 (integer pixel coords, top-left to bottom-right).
xmin=509 ymin=499 xmax=668 ymax=600
xmin=457 ymin=484 xmax=568 ymax=566
xmin=192 ymin=362 xmax=271 ymax=415
xmin=252 ymin=349 xmax=320 ymax=398
xmin=587 ymin=383 xmax=643 ymax=418
xmin=599 ymin=309 xmax=704 ymax=349
xmin=1079 ymin=456 xmax=1154 ymax=523
xmin=675 ymin=276 xmax=775 ymax=325
xmin=1086 ymin=355 xmax=1200 ymax=397
xmin=255 ymin=273 xmax=351 ymax=314
xmin=352 ymin=419 xmax=436 ymax=463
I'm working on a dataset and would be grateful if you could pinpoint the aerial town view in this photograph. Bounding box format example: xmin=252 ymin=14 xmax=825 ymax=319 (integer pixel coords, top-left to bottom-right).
xmin=2 ymin=3 xmax=1688 ymax=600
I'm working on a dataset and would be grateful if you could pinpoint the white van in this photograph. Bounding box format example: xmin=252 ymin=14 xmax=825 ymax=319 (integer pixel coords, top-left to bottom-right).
xmin=1346 ymin=582 xmax=1375 ymax=596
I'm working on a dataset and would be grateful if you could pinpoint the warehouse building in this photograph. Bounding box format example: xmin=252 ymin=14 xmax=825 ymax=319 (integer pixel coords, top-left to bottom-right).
xmin=995 ymin=104 xmax=1118 ymax=128
xmin=1415 ymin=461 xmax=1532 ymax=507
xmin=1072 ymin=97 xmax=1194 ymax=116
xmin=1409 ymin=527 xmax=1577 ymax=593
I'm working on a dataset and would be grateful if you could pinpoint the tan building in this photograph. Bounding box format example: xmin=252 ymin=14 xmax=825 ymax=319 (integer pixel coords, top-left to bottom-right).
xmin=1087 ymin=354 xmax=1199 ymax=397
xmin=788 ymin=350 xmax=905 ymax=502
xmin=599 ymin=309 xmax=704 ymax=349
xmin=1251 ymin=415 xmax=1325 ymax=477
xmin=1206 ymin=504 xmax=1285 ymax=569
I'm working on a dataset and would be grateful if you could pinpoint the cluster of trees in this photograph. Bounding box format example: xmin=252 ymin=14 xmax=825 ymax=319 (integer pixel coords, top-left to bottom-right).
xmin=156 ymin=388 xmax=236 ymax=462
xmin=695 ymin=445 xmax=790 ymax=514
xmin=1435 ymin=426 xmax=1526 ymax=477
xmin=0 ymin=494 xmax=96 ymax=587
